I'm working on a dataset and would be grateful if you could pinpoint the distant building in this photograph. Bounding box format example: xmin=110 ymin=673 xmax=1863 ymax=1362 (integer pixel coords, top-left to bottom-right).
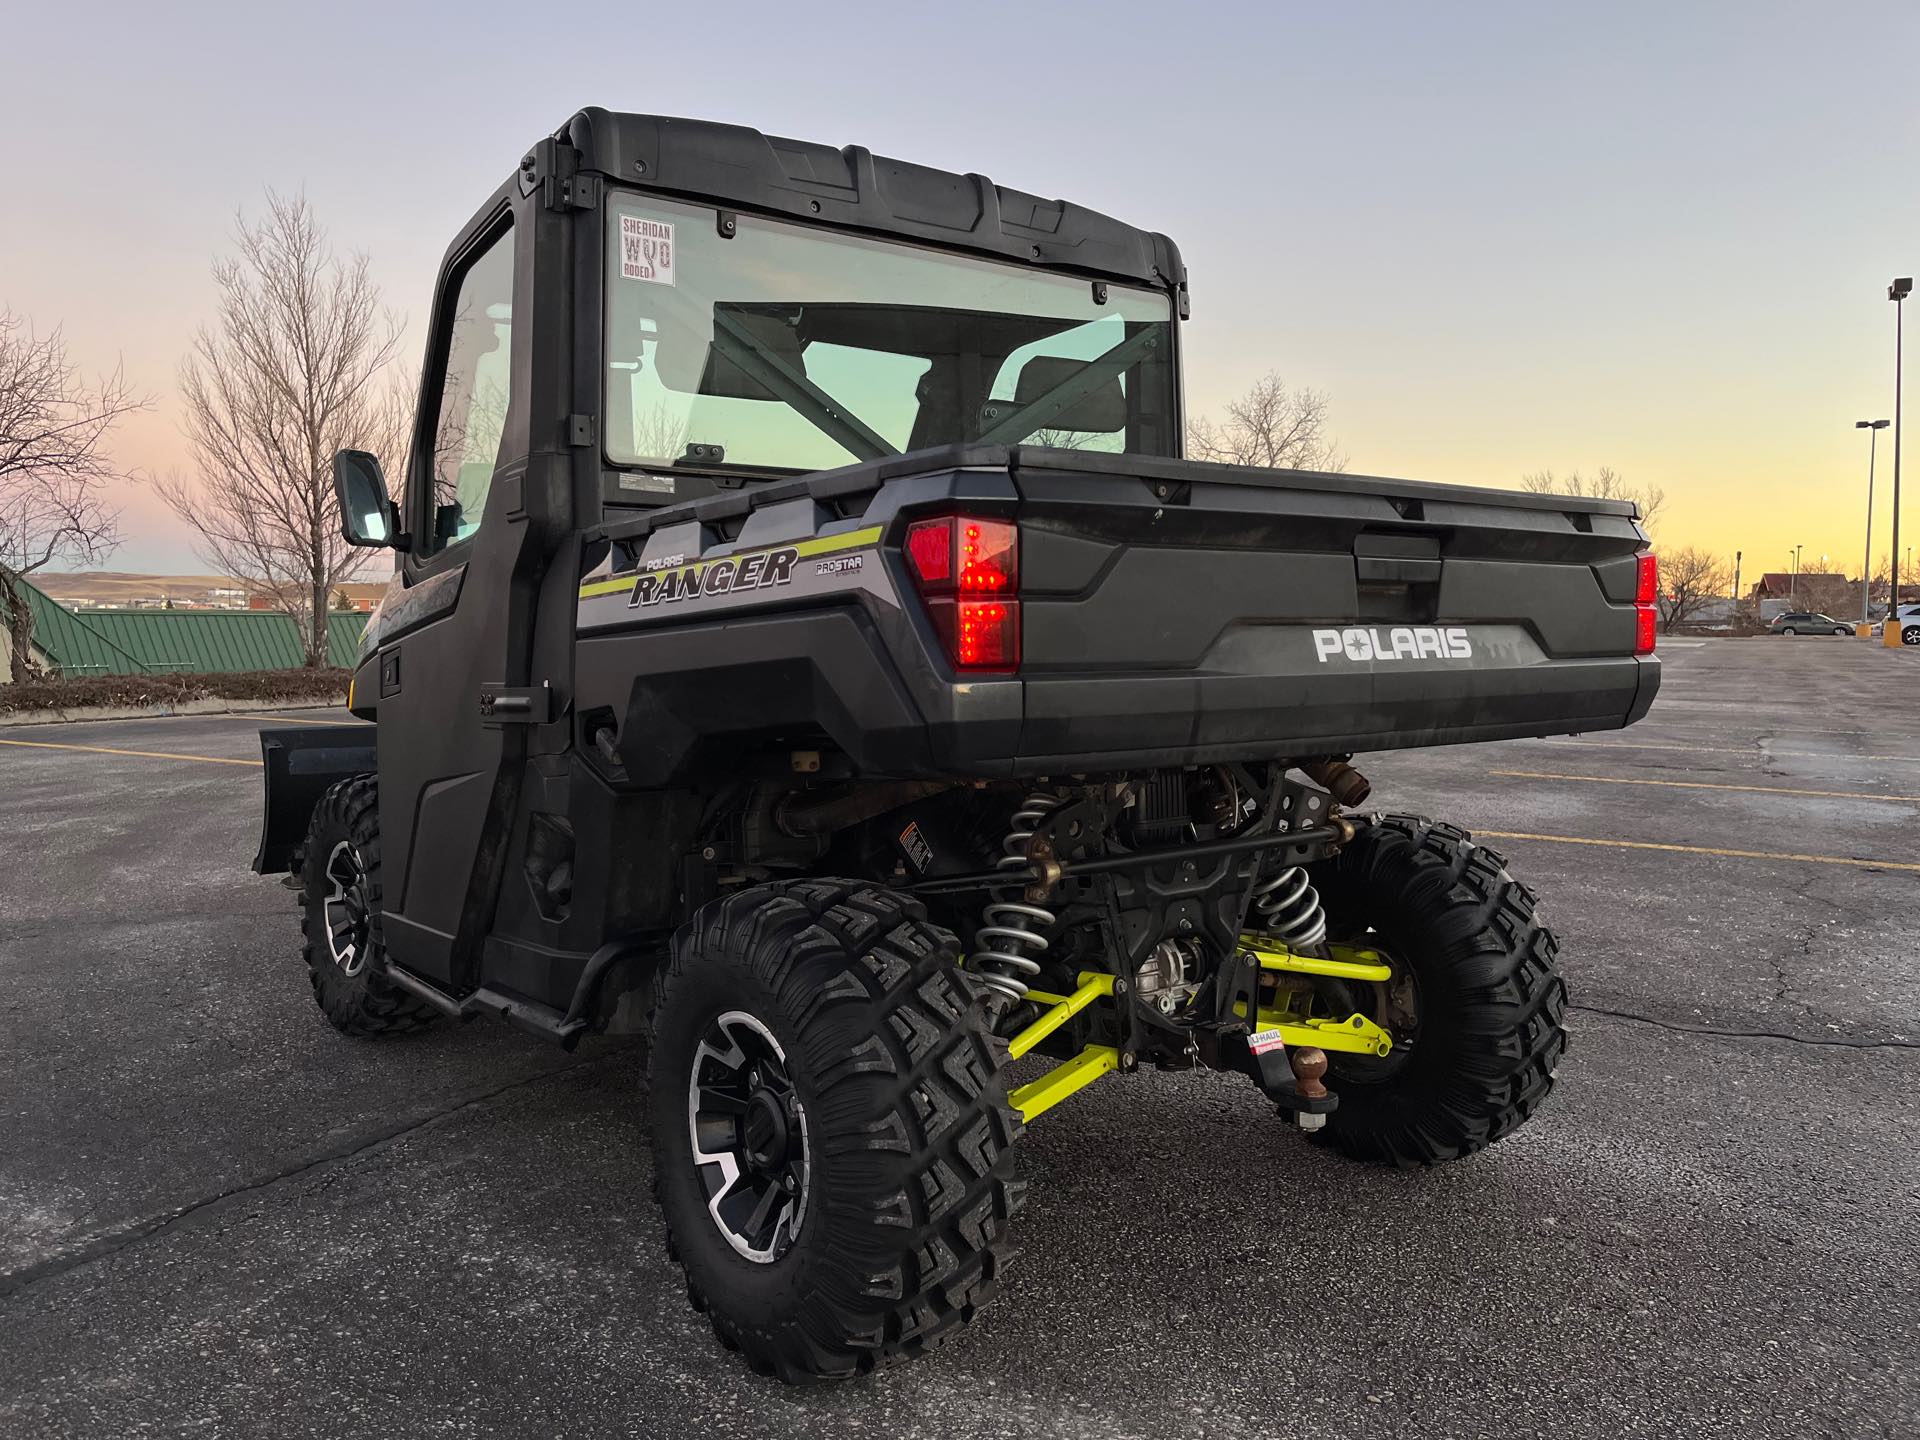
xmin=1750 ymin=572 xmax=1846 ymax=601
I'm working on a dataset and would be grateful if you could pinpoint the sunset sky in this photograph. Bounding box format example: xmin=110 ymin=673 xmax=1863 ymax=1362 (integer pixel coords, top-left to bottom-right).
xmin=4 ymin=0 xmax=1918 ymax=580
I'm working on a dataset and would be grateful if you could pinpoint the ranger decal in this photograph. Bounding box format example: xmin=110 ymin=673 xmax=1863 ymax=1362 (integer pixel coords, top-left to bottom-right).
xmin=630 ymin=547 xmax=799 ymax=608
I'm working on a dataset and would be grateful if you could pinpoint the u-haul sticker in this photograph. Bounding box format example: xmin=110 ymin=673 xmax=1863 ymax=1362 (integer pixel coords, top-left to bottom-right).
xmin=1248 ymin=1028 xmax=1288 ymax=1056
xmin=620 ymin=216 xmax=675 ymax=285
xmin=1312 ymin=626 xmax=1472 ymax=663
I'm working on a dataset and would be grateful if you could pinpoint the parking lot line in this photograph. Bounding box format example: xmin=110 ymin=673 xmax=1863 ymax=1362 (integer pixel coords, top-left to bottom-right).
xmin=1542 ymin=738 xmax=1920 ymax=763
xmin=215 ymin=711 xmax=363 ymax=728
xmin=0 ymin=738 xmax=262 ymax=767
xmin=1477 ymin=829 xmax=1920 ymax=873
xmin=1631 ymin=720 xmax=1920 ymax=740
xmin=1489 ymin=769 xmax=1920 ymax=804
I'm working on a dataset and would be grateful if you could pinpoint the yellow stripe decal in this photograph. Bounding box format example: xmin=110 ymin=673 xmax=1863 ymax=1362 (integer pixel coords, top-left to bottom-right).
xmin=578 ymin=525 xmax=884 ymax=601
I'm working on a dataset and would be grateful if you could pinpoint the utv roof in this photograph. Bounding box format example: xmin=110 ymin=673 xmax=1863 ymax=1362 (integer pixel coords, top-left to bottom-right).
xmin=559 ymin=107 xmax=1187 ymax=307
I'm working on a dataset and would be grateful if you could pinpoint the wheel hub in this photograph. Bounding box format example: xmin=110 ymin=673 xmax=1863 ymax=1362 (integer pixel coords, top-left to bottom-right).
xmin=686 ymin=1010 xmax=810 ymax=1264
xmin=741 ymin=1089 xmax=792 ymax=1171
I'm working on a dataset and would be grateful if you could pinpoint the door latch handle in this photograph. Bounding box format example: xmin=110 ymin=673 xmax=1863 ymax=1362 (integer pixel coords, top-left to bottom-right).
xmin=479 ymin=682 xmax=552 ymax=725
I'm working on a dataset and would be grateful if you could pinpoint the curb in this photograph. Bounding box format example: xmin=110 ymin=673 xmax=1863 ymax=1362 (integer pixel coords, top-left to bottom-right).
xmin=0 ymin=695 xmax=348 ymax=729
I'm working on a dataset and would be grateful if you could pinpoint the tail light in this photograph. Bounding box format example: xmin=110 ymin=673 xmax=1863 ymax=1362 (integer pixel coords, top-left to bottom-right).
xmin=904 ymin=514 xmax=1020 ymax=671
xmin=1634 ymin=551 xmax=1658 ymax=655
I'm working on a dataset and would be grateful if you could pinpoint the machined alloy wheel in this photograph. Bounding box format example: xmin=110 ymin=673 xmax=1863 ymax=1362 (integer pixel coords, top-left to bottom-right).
xmin=1904 ymin=624 xmax=1920 ymax=646
xmin=321 ymin=840 xmax=372 ymax=977
xmin=298 ymin=775 xmax=440 ymax=1037
xmin=686 ymin=1009 xmax=811 ymax=1263
xmin=648 ymin=878 xmax=1022 ymax=1381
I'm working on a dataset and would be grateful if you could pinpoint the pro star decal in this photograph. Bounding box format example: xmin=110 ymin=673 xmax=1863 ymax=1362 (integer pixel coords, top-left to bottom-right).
xmin=630 ymin=546 xmax=799 ymax=608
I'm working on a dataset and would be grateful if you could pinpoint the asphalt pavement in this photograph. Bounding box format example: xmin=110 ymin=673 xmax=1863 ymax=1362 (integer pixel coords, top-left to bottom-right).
xmin=1 ymin=638 xmax=1916 ymax=1439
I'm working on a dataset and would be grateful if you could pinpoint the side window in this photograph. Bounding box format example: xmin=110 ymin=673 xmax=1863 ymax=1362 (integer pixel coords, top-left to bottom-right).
xmin=419 ymin=224 xmax=516 ymax=556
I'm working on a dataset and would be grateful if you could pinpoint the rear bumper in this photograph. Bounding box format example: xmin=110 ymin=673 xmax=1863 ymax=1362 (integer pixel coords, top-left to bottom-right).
xmin=578 ymin=610 xmax=1658 ymax=784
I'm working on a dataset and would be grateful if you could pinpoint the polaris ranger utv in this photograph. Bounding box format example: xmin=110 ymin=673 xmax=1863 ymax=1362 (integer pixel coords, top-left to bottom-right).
xmin=254 ymin=108 xmax=1660 ymax=1382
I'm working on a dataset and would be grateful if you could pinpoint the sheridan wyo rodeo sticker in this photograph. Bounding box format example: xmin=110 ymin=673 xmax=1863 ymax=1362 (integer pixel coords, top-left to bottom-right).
xmin=619 ymin=216 xmax=675 ymax=285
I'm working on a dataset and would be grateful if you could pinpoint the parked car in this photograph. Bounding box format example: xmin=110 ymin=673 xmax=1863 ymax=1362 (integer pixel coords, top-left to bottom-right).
xmin=1890 ymin=603 xmax=1920 ymax=645
xmin=1769 ymin=612 xmax=1852 ymax=636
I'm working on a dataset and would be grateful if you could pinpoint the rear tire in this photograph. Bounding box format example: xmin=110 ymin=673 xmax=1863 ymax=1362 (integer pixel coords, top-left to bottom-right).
xmin=1303 ymin=816 xmax=1567 ymax=1168
xmin=298 ymin=776 xmax=441 ymax=1038
xmin=1782 ymin=627 xmax=1797 ymax=635
xmin=648 ymin=878 xmax=1023 ymax=1381
xmin=1903 ymin=624 xmax=1920 ymax=646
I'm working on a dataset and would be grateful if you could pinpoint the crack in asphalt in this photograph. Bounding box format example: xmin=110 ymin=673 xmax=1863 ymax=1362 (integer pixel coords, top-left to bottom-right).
xmin=0 ymin=1052 xmax=621 ymax=1302
xmin=1572 ymin=1003 xmax=1920 ymax=1051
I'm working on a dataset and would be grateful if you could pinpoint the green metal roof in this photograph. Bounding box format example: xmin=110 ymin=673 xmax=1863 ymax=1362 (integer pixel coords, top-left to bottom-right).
xmin=17 ymin=578 xmax=150 ymax=676
xmin=77 ymin=609 xmax=367 ymax=672
xmin=13 ymin=575 xmax=366 ymax=675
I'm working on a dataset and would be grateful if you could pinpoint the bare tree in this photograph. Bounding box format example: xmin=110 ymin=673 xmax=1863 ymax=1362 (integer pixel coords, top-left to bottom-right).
xmin=1186 ymin=372 xmax=1344 ymax=471
xmin=1656 ymin=546 xmax=1731 ymax=633
xmin=1521 ymin=466 xmax=1667 ymax=534
xmin=159 ymin=193 xmax=403 ymax=668
xmin=0 ymin=312 xmax=148 ymax=681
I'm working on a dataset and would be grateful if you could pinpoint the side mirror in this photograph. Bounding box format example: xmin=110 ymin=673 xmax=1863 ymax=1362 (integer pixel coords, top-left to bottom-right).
xmin=332 ymin=449 xmax=407 ymax=550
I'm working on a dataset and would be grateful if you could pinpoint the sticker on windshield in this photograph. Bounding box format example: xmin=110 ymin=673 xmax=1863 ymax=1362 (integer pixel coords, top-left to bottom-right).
xmin=619 ymin=216 xmax=675 ymax=285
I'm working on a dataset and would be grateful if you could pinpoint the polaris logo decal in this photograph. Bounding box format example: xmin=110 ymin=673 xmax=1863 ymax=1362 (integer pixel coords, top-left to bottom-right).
xmin=629 ymin=547 xmax=799 ymax=607
xmin=1312 ymin=626 xmax=1473 ymax=663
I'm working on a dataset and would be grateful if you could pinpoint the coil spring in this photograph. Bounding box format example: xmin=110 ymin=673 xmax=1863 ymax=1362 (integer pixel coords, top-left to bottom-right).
xmin=1249 ymin=864 xmax=1328 ymax=951
xmin=967 ymin=794 xmax=1061 ymax=1003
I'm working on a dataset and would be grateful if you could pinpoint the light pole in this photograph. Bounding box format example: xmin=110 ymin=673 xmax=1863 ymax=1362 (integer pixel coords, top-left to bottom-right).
xmin=1889 ymin=278 xmax=1911 ymax=646
xmin=1858 ymin=419 xmax=1889 ymax=627
xmin=1791 ymin=544 xmax=1803 ymax=601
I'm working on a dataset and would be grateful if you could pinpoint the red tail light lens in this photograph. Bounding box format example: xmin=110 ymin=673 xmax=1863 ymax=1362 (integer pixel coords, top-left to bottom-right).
xmin=904 ymin=514 xmax=1021 ymax=672
xmin=906 ymin=516 xmax=1018 ymax=594
xmin=1634 ymin=551 xmax=1658 ymax=655
xmin=1635 ymin=552 xmax=1659 ymax=606
xmin=906 ymin=520 xmax=953 ymax=587
xmin=947 ymin=599 xmax=1020 ymax=669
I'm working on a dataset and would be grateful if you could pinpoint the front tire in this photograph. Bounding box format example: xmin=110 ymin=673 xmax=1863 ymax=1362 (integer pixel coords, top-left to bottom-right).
xmin=1903 ymin=624 xmax=1920 ymax=646
xmin=649 ymin=879 xmax=1023 ymax=1381
xmin=298 ymin=776 xmax=441 ymax=1037
xmin=1304 ymin=816 xmax=1567 ymax=1167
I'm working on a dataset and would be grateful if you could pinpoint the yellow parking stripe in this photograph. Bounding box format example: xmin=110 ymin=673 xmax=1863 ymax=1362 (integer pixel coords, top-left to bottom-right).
xmin=1540 ymin=738 xmax=1920 ymax=763
xmin=0 ymin=737 xmax=261 ymax=767
xmin=1489 ymin=770 xmax=1920 ymax=805
xmin=1477 ymin=829 xmax=1920 ymax=874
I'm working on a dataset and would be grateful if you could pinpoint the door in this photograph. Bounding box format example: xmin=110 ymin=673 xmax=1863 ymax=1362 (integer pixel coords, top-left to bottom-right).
xmin=373 ymin=210 xmax=540 ymax=988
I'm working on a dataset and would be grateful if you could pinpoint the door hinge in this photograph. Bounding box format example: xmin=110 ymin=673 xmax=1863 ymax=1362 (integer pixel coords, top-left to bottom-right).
xmin=523 ymin=139 xmax=597 ymax=212
xmin=479 ymin=681 xmax=553 ymax=726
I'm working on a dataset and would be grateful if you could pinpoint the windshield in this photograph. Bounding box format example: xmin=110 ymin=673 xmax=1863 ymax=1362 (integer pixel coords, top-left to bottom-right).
xmin=603 ymin=193 xmax=1177 ymax=472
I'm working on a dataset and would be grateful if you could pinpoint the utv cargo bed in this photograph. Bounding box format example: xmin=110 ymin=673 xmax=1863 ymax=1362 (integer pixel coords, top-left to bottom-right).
xmin=574 ymin=444 xmax=1658 ymax=783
